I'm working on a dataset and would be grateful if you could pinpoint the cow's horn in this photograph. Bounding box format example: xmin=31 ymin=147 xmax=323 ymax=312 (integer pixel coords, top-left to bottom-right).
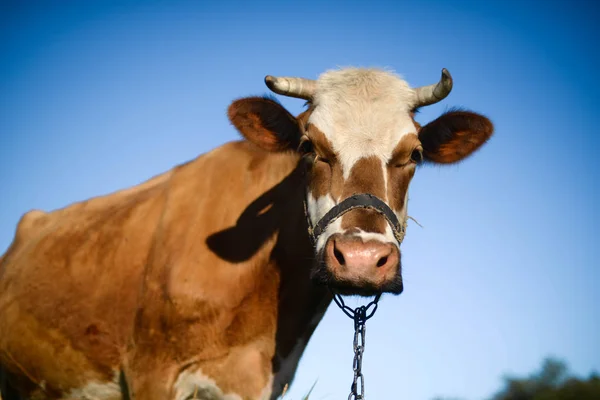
xmin=413 ymin=68 xmax=453 ymax=107
xmin=265 ymin=76 xmax=316 ymax=100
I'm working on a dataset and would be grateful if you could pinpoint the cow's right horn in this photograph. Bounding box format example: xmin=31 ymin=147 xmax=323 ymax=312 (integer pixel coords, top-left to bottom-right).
xmin=265 ymin=76 xmax=316 ymax=100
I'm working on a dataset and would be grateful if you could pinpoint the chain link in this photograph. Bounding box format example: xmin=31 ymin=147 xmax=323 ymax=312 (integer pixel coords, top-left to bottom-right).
xmin=349 ymin=322 xmax=366 ymax=400
xmin=332 ymin=293 xmax=381 ymax=400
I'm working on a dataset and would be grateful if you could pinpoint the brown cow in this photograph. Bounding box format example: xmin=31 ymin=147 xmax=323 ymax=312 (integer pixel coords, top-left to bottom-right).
xmin=0 ymin=67 xmax=493 ymax=399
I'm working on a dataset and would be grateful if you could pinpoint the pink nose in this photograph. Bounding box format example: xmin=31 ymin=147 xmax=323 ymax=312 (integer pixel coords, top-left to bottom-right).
xmin=326 ymin=236 xmax=399 ymax=285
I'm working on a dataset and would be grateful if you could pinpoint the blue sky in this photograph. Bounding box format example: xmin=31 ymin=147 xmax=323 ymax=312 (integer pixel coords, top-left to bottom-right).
xmin=1 ymin=1 xmax=598 ymax=399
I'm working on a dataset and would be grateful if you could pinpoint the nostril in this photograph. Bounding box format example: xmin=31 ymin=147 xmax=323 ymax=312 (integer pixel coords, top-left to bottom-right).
xmin=333 ymin=245 xmax=346 ymax=266
xmin=376 ymin=256 xmax=388 ymax=268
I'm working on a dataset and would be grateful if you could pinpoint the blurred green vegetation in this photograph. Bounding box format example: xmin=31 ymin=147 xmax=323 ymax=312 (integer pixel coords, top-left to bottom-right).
xmin=434 ymin=358 xmax=600 ymax=400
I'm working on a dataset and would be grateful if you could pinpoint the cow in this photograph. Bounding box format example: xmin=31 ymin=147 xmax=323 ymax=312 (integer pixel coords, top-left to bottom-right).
xmin=0 ymin=67 xmax=493 ymax=400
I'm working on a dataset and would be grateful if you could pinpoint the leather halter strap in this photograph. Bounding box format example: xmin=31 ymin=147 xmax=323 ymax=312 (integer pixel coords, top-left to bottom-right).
xmin=306 ymin=193 xmax=406 ymax=246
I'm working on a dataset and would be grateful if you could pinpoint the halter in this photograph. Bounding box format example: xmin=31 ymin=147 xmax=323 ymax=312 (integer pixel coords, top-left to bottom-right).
xmin=304 ymin=192 xmax=407 ymax=247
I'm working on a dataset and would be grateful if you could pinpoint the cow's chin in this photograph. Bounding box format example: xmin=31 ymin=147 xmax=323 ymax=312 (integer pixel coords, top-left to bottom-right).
xmin=310 ymin=249 xmax=404 ymax=297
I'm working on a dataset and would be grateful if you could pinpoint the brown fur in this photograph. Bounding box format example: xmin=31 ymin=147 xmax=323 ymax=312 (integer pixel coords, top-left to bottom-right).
xmin=0 ymin=141 xmax=329 ymax=399
xmin=340 ymin=156 xmax=388 ymax=234
xmin=228 ymin=97 xmax=301 ymax=152
xmin=306 ymin=125 xmax=343 ymax=200
xmin=419 ymin=110 xmax=493 ymax=164
xmin=387 ymin=135 xmax=420 ymax=212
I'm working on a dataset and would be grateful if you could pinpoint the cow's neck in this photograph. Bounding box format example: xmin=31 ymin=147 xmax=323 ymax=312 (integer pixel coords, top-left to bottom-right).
xmin=136 ymin=145 xmax=332 ymax=399
xmin=269 ymin=157 xmax=332 ymax=398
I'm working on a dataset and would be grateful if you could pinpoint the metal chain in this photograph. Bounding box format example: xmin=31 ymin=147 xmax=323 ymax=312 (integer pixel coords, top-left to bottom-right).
xmin=350 ymin=318 xmax=366 ymax=400
xmin=332 ymin=293 xmax=381 ymax=400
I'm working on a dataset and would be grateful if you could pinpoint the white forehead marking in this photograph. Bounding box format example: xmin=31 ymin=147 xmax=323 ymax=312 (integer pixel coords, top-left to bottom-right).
xmin=309 ymin=68 xmax=418 ymax=180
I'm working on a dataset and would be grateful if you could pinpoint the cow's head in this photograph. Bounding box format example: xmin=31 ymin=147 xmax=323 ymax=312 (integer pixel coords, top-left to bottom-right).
xmin=228 ymin=68 xmax=493 ymax=296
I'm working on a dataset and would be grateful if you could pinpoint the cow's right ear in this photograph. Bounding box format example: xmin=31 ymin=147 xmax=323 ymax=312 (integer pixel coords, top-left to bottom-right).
xmin=228 ymin=96 xmax=302 ymax=152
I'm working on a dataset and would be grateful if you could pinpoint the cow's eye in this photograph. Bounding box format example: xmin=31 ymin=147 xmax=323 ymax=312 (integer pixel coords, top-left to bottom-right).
xmin=410 ymin=149 xmax=423 ymax=164
xmin=298 ymin=138 xmax=314 ymax=155
xmin=316 ymin=155 xmax=331 ymax=165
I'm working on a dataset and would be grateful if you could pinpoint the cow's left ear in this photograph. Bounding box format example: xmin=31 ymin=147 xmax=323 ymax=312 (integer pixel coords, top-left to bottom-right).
xmin=228 ymin=96 xmax=302 ymax=152
xmin=418 ymin=109 xmax=494 ymax=164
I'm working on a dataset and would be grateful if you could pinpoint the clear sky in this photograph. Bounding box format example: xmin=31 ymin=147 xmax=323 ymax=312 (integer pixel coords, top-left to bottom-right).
xmin=1 ymin=1 xmax=598 ymax=399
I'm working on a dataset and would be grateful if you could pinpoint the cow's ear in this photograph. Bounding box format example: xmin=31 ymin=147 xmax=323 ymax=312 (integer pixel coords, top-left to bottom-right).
xmin=418 ymin=109 xmax=494 ymax=164
xmin=228 ymin=96 xmax=302 ymax=152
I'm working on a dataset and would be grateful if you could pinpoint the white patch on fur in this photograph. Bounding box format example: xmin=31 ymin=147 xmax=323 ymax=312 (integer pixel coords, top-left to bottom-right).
xmin=350 ymin=227 xmax=397 ymax=246
xmin=307 ymin=193 xmax=346 ymax=252
xmin=63 ymin=371 xmax=121 ymax=400
xmin=316 ymin=217 xmax=343 ymax=252
xmin=381 ymin=161 xmax=389 ymax=201
xmin=309 ymin=68 xmax=418 ymax=180
xmin=306 ymin=193 xmax=335 ymax=228
xmin=174 ymin=369 xmax=242 ymax=400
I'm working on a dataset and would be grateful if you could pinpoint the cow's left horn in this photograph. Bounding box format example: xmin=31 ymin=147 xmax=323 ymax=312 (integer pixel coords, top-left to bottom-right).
xmin=413 ymin=68 xmax=453 ymax=107
xmin=265 ymin=76 xmax=316 ymax=100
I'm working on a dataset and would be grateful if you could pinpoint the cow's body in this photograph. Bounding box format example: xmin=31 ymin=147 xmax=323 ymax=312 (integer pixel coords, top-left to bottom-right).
xmin=0 ymin=142 xmax=328 ymax=399
xmin=0 ymin=67 xmax=493 ymax=399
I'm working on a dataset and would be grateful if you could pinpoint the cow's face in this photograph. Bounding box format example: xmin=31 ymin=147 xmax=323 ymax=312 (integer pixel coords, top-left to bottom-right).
xmin=229 ymin=68 xmax=493 ymax=296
